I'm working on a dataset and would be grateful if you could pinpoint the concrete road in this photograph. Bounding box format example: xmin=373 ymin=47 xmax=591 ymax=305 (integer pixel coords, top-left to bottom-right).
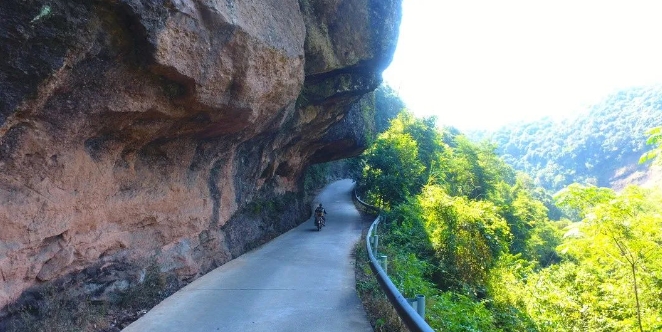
xmin=123 ymin=179 xmax=372 ymax=332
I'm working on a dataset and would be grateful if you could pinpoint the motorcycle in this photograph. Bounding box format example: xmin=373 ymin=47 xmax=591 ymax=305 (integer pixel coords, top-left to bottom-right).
xmin=315 ymin=214 xmax=325 ymax=231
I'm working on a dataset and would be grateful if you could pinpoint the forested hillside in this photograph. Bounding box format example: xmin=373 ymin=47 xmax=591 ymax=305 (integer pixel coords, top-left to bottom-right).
xmin=355 ymin=111 xmax=662 ymax=331
xmin=474 ymin=85 xmax=662 ymax=191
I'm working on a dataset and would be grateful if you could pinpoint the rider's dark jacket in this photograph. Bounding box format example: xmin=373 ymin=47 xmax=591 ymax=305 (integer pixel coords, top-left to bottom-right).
xmin=315 ymin=207 xmax=326 ymax=216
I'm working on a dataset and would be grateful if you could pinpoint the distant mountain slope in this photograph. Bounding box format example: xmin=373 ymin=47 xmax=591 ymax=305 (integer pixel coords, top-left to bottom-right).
xmin=475 ymin=85 xmax=662 ymax=192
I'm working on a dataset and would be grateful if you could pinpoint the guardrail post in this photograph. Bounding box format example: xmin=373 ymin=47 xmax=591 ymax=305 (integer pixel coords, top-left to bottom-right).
xmin=379 ymin=255 xmax=388 ymax=274
xmin=372 ymin=235 xmax=379 ymax=255
xmin=415 ymin=294 xmax=426 ymax=318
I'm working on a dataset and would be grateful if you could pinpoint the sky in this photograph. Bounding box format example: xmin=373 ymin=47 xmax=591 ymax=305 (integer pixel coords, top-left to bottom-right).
xmin=382 ymin=0 xmax=662 ymax=131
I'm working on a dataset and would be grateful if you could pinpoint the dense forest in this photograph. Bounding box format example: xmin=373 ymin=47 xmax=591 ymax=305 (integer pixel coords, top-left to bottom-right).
xmin=354 ymin=110 xmax=662 ymax=331
xmin=470 ymin=85 xmax=662 ymax=192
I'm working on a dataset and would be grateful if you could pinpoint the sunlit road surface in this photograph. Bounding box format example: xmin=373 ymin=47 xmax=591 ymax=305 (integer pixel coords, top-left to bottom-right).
xmin=123 ymin=179 xmax=372 ymax=332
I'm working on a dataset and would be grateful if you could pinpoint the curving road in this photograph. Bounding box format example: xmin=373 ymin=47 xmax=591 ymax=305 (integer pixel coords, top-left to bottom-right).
xmin=122 ymin=179 xmax=372 ymax=332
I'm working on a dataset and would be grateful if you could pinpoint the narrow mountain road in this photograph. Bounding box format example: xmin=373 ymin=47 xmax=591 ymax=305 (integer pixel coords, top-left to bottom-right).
xmin=122 ymin=179 xmax=372 ymax=332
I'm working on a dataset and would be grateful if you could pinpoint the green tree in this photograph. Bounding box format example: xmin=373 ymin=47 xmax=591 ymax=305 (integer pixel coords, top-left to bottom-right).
xmin=374 ymin=84 xmax=406 ymax=133
xmin=385 ymin=111 xmax=444 ymax=188
xmin=515 ymin=186 xmax=662 ymax=331
xmin=441 ymin=137 xmax=515 ymax=201
xmin=553 ymin=183 xmax=616 ymax=221
xmin=639 ymin=126 xmax=662 ymax=164
xmin=418 ymin=185 xmax=511 ymax=292
xmin=362 ymin=130 xmax=424 ymax=207
xmin=561 ymin=186 xmax=662 ymax=332
xmin=499 ymin=173 xmax=553 ymax=260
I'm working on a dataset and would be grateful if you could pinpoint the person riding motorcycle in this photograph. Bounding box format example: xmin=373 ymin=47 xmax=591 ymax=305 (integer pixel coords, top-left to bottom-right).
xmin=315 ymin=203 xmax=327 ymax=226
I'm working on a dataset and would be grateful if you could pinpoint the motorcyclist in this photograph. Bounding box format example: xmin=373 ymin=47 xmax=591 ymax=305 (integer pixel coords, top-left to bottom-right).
xmin=315 ymin=203 xmax=327 ymax=226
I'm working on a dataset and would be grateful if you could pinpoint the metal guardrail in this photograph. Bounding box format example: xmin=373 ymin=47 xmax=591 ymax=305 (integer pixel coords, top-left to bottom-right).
xmin=354 ymin=193 xmax=380 ymax=214
xmin=353 ymin=190 xmax=435 ymax=332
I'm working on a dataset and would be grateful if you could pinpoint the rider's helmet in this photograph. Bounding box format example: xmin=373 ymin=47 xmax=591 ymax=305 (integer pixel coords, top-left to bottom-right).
xmin=319 ymin=203 xmax=323 ymax=207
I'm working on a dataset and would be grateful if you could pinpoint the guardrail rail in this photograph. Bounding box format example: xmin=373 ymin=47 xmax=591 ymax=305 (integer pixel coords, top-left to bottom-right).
xmin=353 ymin=190 xmax=435 ymax=332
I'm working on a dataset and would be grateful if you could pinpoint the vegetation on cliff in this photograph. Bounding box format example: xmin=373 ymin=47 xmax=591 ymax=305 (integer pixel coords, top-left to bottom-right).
xmin=355 ymin=110 xmax=662 ymax=331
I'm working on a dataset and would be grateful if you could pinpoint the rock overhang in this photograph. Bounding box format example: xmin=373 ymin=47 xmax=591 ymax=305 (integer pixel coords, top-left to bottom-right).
xmin=0 ymin=0 xmax=402 ymax=314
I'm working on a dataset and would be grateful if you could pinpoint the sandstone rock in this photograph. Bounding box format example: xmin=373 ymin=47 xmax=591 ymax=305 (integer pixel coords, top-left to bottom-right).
xmin=0 ymin=0 xmax=402 ymax=313
xmin=36 ymin=246 xmax=75 ymax=281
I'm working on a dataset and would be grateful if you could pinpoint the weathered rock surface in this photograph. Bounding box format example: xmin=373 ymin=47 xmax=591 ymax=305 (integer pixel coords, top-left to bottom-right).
xmin=0 ymin=0 xmax=401 ymax=314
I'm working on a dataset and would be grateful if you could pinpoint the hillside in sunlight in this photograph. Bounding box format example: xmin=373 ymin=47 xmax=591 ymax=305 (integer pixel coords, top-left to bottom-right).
xmin=471 ymin=85 xmax=662 ymax=192
xmin=354 ymin=109 xmax=662 ymax=331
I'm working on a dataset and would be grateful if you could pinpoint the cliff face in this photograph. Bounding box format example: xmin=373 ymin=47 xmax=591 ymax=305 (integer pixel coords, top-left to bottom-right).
xmin=0 ymin=0 xmax=401 ymax=311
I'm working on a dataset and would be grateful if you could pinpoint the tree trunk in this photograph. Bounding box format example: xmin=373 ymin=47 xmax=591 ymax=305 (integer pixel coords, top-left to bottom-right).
xmin=631 ymin=262 xmax=644 ymax=332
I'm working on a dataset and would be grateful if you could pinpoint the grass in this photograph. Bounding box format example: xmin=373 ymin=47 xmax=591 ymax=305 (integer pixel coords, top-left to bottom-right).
xmin=4 ymin=263 xmax=176 ymax=332
xmin=6 ymin=285 xmax=111 ymax=332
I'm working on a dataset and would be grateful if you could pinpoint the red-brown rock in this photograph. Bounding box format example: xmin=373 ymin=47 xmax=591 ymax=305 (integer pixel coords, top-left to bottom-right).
xmin=0 ymin=0 xmax=401 ymax=314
